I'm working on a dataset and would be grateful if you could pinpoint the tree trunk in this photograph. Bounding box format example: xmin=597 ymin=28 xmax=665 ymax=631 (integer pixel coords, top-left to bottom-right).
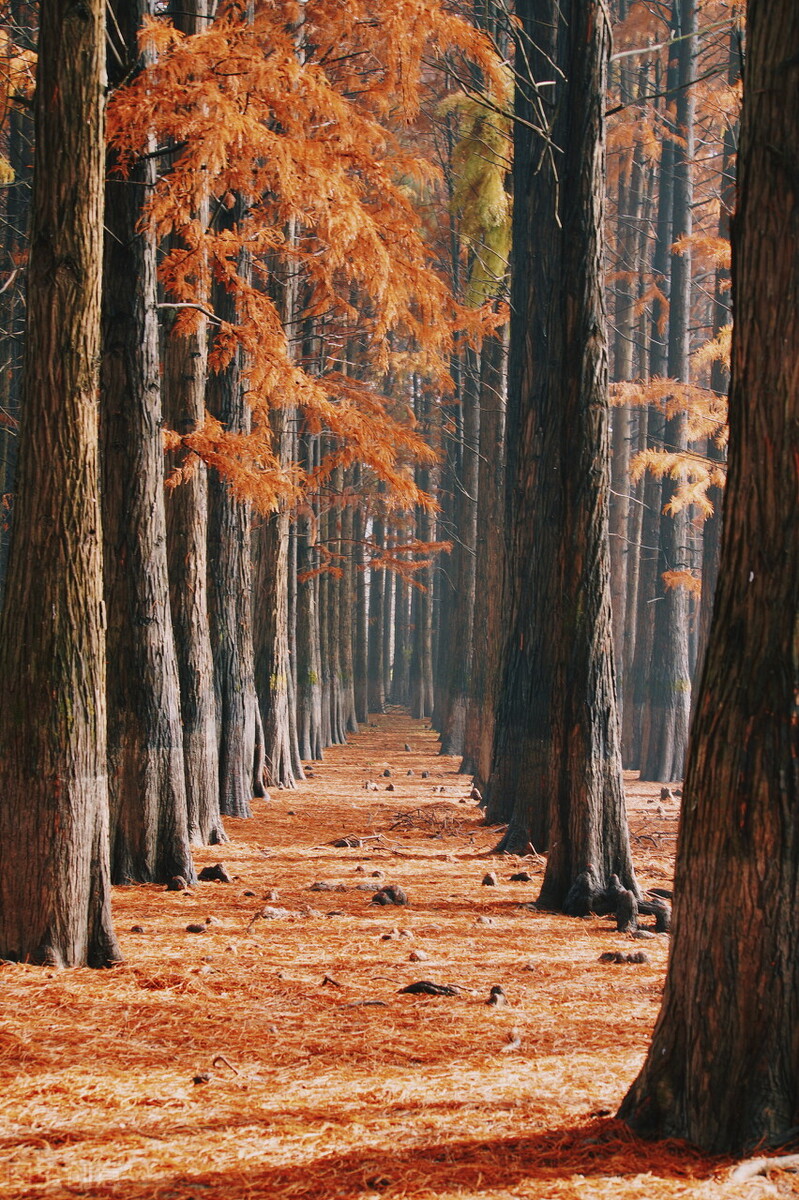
xmin=489 ymin=0 xmax=637 ymax=911
xmin=390 ymin=564 xmax=411 ymax=707
xmin=102 ymin=0 xmax=193 ymax=884
xmin=253 ymin=412 xmax=297 ymax=788
xmin=353 ymin=494 xmax=369 ymax=724
xmin=339 ymin=477 xmax=359 ymax=732
xmin=367 ymin=515 xmax=386 ymax=714
xmin=462 ymin=325 xmax=507 ymax=788
xmin=619 ymin=0 xmax=799 ymax=1150
xmin=206 ymin=237 xmax=264 ymax=816
xmin=0 ymin=0 xmax=121 ymax=966
xmin=161 ymin=0 xmax=222 ymax=849
xmin=440 ymin=346 xmax=479 ymax=757
xmin=296 ymin=434 xmax=323 ymax=758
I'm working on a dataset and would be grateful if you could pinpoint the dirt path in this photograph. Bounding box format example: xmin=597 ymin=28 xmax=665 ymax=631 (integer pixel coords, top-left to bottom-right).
xmin=0 ymin=711 xmax=786 ymax=1199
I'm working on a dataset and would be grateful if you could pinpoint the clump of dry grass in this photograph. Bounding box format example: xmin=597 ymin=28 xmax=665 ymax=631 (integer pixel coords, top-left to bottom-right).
xmin=0 ymin=712 xmax=788 ymax=1199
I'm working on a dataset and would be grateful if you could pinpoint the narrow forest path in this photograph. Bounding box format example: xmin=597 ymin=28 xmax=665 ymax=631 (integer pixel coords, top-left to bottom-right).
xmin=0 ymin=711 xmax=784 ymax=1199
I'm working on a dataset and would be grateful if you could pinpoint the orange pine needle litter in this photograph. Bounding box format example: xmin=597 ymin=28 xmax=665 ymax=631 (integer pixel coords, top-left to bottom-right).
xmin=0 ymin=712 xmax=788 ymax=1199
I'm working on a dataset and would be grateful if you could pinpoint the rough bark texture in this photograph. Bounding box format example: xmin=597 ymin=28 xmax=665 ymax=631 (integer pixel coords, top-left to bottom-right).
xmin=162 ymin=0 xmax=222 ymax=847
xmin=164 ymin=316 xmax=224 ymax=844
xmin=489 ymin=0 xmax=637 ymax=909
xmin=253 ymin=493 xmax=296 ymax=788
xmin=619 ymin=0 xmax=799 ymax=1152
xmin=207 ymin=361 xmax=262 ymax=815
xmin=0 ymin=0 xmax=121 ymax=966
xmin=102 ymin=0 xmax=193 ymax=884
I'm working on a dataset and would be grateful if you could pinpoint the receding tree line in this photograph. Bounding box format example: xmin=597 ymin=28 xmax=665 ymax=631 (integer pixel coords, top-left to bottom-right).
xmin=1 ymin=0 xmax=797 ymax=1157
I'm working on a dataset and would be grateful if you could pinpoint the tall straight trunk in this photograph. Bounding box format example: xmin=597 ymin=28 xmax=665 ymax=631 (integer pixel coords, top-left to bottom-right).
xmin=462 ymin=325 xmax=507 ymax=788
xmin=339 ymin=477 xmax=359 ymax=732
xmin=286 ymin=520 xmax=304 ymax=776
xmin=163 ymin=316 xmax=224 ymax=844
xmin=489 ymin=0 xmax=636 ymax=911
xmin=390 ymin=566 xmax=411 ymax=706
xmin=162 ymin=0 xmax=223 ymax=846
xmin=440 ymin=346 xmax=480 ymax=756
xmin=620 ymin=151 xmax=656 ymax=733
xmin=353 ymin=496 xmax=369 ymax=724
xmin=367 ymin=515 xmax=386 ymax=714
xmin=409 ymin=384 xmax=435 ymax=720
xmin=102 ymin=0 xmax=193 ymax=883
xmin=253 ymin=407 xmax=298 ymax=787
xmin=207 ymin=235 xmax=264 ymax=816
xmin=296 ymin=433 xmax=323 ymax=759
xmin=0 ymin=0 xmax=121 ymax=967
xmin=381 ymin=529 xmax=394 ymax=704
xmin=620 ymin=0 xmax=799 ymax=1149
xmin=609 ymin=81 xmax=646 ymax=707
xmin=639 ymin=0 xmax=696 ymax=783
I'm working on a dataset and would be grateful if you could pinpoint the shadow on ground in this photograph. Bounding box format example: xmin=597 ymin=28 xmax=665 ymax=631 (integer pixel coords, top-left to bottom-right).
xmin=45 ymin=1117 xmax=722 ymax=1199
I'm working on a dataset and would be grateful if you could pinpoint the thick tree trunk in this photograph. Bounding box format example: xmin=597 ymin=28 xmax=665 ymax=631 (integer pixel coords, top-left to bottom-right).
xmin=620 ymin=0 xmax=799 ymax=1150
xmin=489 ymin=0 xmax=637 ymax=909
xmin=0 ymin=0 xmax=121 ymax=966
xmin=102 ymin=0 xmax=193 ymax=884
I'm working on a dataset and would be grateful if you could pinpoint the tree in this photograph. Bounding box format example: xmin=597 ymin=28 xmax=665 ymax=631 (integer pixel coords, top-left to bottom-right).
xmin=486 ymin=0 xmax=637 ymax=911
xmin=0 ymin=0 xmax=120 ymax=966
xmin=102 ymin=0 xmax=194 ymax=883
xmin=619 ymin=0 xmax=799 ymax=1152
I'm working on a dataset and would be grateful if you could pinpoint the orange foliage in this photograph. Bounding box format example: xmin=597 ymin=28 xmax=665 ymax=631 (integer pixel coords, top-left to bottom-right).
xmin=108 ymin=0 xmax=502 ymax=520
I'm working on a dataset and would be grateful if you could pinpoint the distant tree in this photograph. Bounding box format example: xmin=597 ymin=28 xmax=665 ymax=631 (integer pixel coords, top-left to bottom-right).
xmin=619 ymin=0 xmax=799 ymax=1152
xmin=0 ymin=0 xmax=120 ymax=966
xmin=487 ymin=0 xmax=637 ymax=911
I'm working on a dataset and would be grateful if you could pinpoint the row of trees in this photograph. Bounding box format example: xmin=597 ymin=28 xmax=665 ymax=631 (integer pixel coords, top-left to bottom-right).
xmin=2 ymin=0 xmax=798 ymax=1158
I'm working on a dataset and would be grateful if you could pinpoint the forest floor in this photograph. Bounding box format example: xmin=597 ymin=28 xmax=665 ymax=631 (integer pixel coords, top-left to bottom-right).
xmin=0 ymin=709 xmax=793 ymax=1200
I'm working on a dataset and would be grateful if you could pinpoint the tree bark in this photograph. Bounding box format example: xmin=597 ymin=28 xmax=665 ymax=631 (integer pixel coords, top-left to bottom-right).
xmin=488 ymin=0 xmax=637 ymax=910
xmin=102 ymin=0 xmax=193 ymax=883
xmin=0 ymin=0 xmax=121 ymax=966
xmin=619 ymin=0 xmax=799 ymax=1150
xmin=367 ymin=515 xmax=386 ymax=714
xmin=206 ymin=233 xmax=264 ymax=816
